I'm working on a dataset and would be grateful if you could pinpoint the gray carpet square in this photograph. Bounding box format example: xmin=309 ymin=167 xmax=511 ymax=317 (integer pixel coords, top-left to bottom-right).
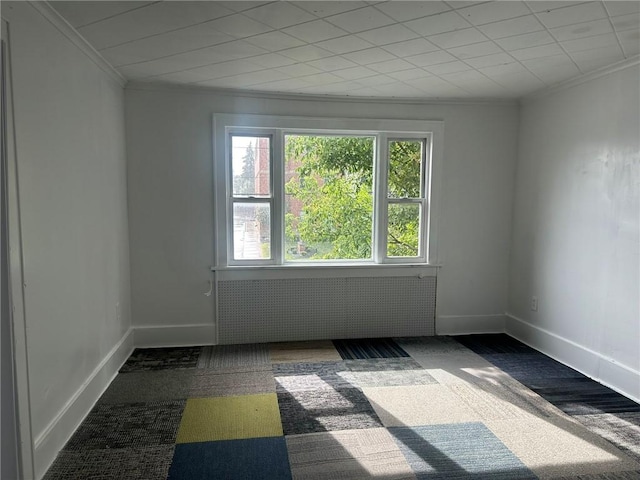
xmin=575 ymin=413 xmax=640 ymax=461
xmin=274 ymin=362 xmax=352 ymax=392
xmin=98 ymin=370 xmax=194 ymax=404
xmin=189 ymin=369 xmax=275 ymax=397
xmin=277 ymin=387 xmax=382 ymax=435
xmin=341 ymin=358 xmax=437 ymax=388
xmin=395 ymin=336 xmax=471 ymax=355
xmin=120 ymin=347 xmax=201 ymax=372
xmin=43 ymin=446 xmax=175 ymax=480
xmin=64 ymin=401 xmax=185 ymax=450
xmin=196 ymin=344 xmax=269 ymax=369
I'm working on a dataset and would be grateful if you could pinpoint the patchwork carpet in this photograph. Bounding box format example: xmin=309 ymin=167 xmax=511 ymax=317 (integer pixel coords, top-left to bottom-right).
xmin=44 ymin=335 xmax=640 ymax=480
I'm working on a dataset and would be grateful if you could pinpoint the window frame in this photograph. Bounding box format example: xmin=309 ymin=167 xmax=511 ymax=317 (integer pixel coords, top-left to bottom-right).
xmin=213 ymin=114 xmax=443 ymax=268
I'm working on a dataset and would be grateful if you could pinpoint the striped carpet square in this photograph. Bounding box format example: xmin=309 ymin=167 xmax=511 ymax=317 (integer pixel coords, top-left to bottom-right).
xmin=333 ymin=338 xmax=410 ymax=359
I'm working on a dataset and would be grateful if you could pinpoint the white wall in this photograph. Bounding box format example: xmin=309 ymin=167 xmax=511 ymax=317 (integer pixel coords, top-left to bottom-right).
xmin=508 ymin=64 xmax=640 ymax=401
xmin=2 ymin=3 xmax=132 ymax=477
xmin=125 ymin=84 xmax=519 ymax=344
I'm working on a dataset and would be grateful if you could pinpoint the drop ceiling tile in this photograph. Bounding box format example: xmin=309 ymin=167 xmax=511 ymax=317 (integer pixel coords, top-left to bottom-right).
xmin=367 ymin=58 xmax=416 ymax=73
xmin=428 ymin=28 xmax=488 ymax=49
xmin=100 ymin=24 xmax=235 ymax=67
xmin=604 ymin=1 xmax=640 ymax=17
xmin=298 ymin=72 xmax=344 ymax=85
xmin=153 ymin=70 xmax=217 ymax=85
xmin=276 ymin=63 xmax=324 ymax=77
xmin=116 ymin=40 xmax=267 ymax=78
xmin=611 ymin=13 xmax=640 ymax=33
xmin=248 ymin=53 xmax=297 ymax=68
xmin=448 ymin=41 xmax=502 ymax=59
xmin=78 ymin=2 xmax=238 ymax=50
xmin=456 ymin=1 xmax=531 ymax=25
xmin=488 ymin=70 xmax=546 ymax=91
xmin=405 ymin=11 xmax=472 ymax=36
xmin=316 ymin=35 xmax=375 ymax=54
xmin=356 ymin=74 xmax=398 ymax=87
xmin=356 ymin=24 xmax=420 ymax=46
xmin=373 ymin=1 xmax=451 ymax=22
xmin=561 ymin=32 xmax=620 ymax=52
xmin=307 ymin=55 xmax=360 ymax=72
xmin=343 ymin=47 xmax=398 ymax=65
xmin=218 ymin=69 xmax=292 ymax=87
xmin=244 ymin=31 xmax=305 ymax=51
xmin=386 ymin=68 xmax=432 ymax=81
xmin=439 ymin=69 xmax=494 ymax=86
xmin=618 ymin=29 xmax=640 ymax=56
xmin=216 ymin=2 xmax=271 ymax=13
xmin=373 ymin=82 xmax=424 ymax=97
xmin=205 ymin=13 xmax=274 ymax=39
xmin=550 ymin=18 xmax=613 ymax=42
xmin=256 ymin=78 xmax=313 ymax=92
xmin=495 ymin=30 xmax=556 ymax=51
xmin=536 ymin=2 xmax=607 ymax=28
xmin=332 ymin=66 xmax=378 ymax=80
xmin=212 ymin=40 xmax=270 ymax=60
xmin=283 ymin=20 xmax=349 ymax=43
xmin=570 ymin=45 xmax=625 ymax=71
xmin=478 ymin=15 xmax=544 ymax=39
xmin=446 ymin=2 xmax=491 ymax=10
xmin=381 ymin=38 xmax=440 ymax=57
xmin=294 ymin=2 xmax=368 ymax=18
xmin=405 ymin=76 xmax=470 ymax=97
xmin=325 ymin=6 xmax=395 ymax=33
xmin=526 ymin=1 xmax=587 ymax=13
xmin=243 ymin=3 xmax=316 ymax=29
xmin=531 ymin=64 xmax=582 ymax=85
xmin=280 ymin=45 xmax=334 ymax=62
xmin=406 ymin=50 xmax=458 ymax=67
xmin=179 ymin=59 xmax=266 ymax=81
xmin=51 ymin=1 xmax=156 ymax=28
xmin=423 ymin=61 xmax=473 ymax=75
xmin=477 ymin=61 xmax=528 ymax=77
xmin=521 ymin=54 xmax=581 ymax=82
xmin=510 ymin=42 xmax=565 ymax=60
xmin=464 ymin=52 xmax=516 ymax=68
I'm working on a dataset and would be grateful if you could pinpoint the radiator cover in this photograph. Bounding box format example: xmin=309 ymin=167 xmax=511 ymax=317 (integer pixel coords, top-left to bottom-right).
xmin=217 ymin=275 xmax=436 ymax=344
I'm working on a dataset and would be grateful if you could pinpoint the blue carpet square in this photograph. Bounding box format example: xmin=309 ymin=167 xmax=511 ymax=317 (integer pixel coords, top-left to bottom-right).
xmin=168 ymin=437 xmax=292 ymax=480
xmin=333 ymin=338 xmax=410 ymax=359
xmin=389 ymin=423 xmax=536 ymax=479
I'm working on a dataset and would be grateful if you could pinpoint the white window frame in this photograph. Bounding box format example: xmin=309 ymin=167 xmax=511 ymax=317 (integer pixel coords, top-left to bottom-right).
xmin=213 ymin=114 xmax=443 ymax=268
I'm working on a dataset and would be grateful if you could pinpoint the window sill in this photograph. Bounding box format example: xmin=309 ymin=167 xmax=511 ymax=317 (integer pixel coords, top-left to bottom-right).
xmin=212 ymin=263 xmax=440 ymax=281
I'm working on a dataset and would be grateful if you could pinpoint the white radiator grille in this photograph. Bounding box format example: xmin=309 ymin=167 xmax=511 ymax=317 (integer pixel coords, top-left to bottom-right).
xmin=217 ymin=276 xmax=436 ymax=344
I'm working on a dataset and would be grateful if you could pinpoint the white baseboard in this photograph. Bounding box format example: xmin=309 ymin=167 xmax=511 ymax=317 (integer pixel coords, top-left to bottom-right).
xmin=34 ymin=329 xmax=134 ymax=479
xmin=506 ymin=313 xmax=640 ymax=403
xmin=436 ymin=314 xmax=506 ymax=335
xmin=134 ymin=324 xmax=216 ymax=347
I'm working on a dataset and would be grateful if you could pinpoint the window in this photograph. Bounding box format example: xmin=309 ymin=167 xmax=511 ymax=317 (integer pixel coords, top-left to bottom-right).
xmin=214 ymin=115 xmax=442 ymax=267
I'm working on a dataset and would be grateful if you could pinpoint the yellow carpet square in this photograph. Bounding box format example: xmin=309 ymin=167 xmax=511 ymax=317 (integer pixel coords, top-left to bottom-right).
xmin=176 ymin=394 xmax=283 ymax=443
xmin=269 ymin=341 xmax=342 ymax=363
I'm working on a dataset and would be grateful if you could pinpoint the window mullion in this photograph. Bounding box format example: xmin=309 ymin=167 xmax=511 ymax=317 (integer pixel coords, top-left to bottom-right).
xmin=272 ymin=130 xmax=284 ymax=265
xmin=374 ymin=134 xmax=388 ymax=264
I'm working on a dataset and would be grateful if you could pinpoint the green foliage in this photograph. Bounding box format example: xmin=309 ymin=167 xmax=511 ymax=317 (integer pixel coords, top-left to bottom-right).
xmin=284 ymin=135 xmax=422 ymax=260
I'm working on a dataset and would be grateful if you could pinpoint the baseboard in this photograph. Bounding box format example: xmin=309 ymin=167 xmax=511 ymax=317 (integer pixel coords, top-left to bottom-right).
xmin=134 ymin=324 xmax=216 ymax=347
xmin=33 ymin=328 xmax=134 ymax=479
xmin=436 ymin=314 xmax=506 ymax=335
xmin=506 ymin=313 xmax=640 ymax=403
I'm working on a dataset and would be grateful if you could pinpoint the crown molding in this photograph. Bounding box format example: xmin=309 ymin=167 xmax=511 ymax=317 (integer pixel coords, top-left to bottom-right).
xmin=30 ymin=1 xmax=126 ymax=87
xmin=522 ymin=55 xmax=640 ymax=103
xmin=125 ymin=80 xmax=519 ymax=106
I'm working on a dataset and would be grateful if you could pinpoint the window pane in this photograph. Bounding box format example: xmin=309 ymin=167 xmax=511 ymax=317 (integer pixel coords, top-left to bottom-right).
xmin=232 ymin=203 xmax=270 ymax=260
xmin=284 ymin=135 xmax=374 ymax=261
xmin=231 ymin=136 xmax=270 ymax=196
xmin=388 ymin=140 xmax=423 ymax=198
xmin=387 ymin=203 xmax=420 ymax=257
